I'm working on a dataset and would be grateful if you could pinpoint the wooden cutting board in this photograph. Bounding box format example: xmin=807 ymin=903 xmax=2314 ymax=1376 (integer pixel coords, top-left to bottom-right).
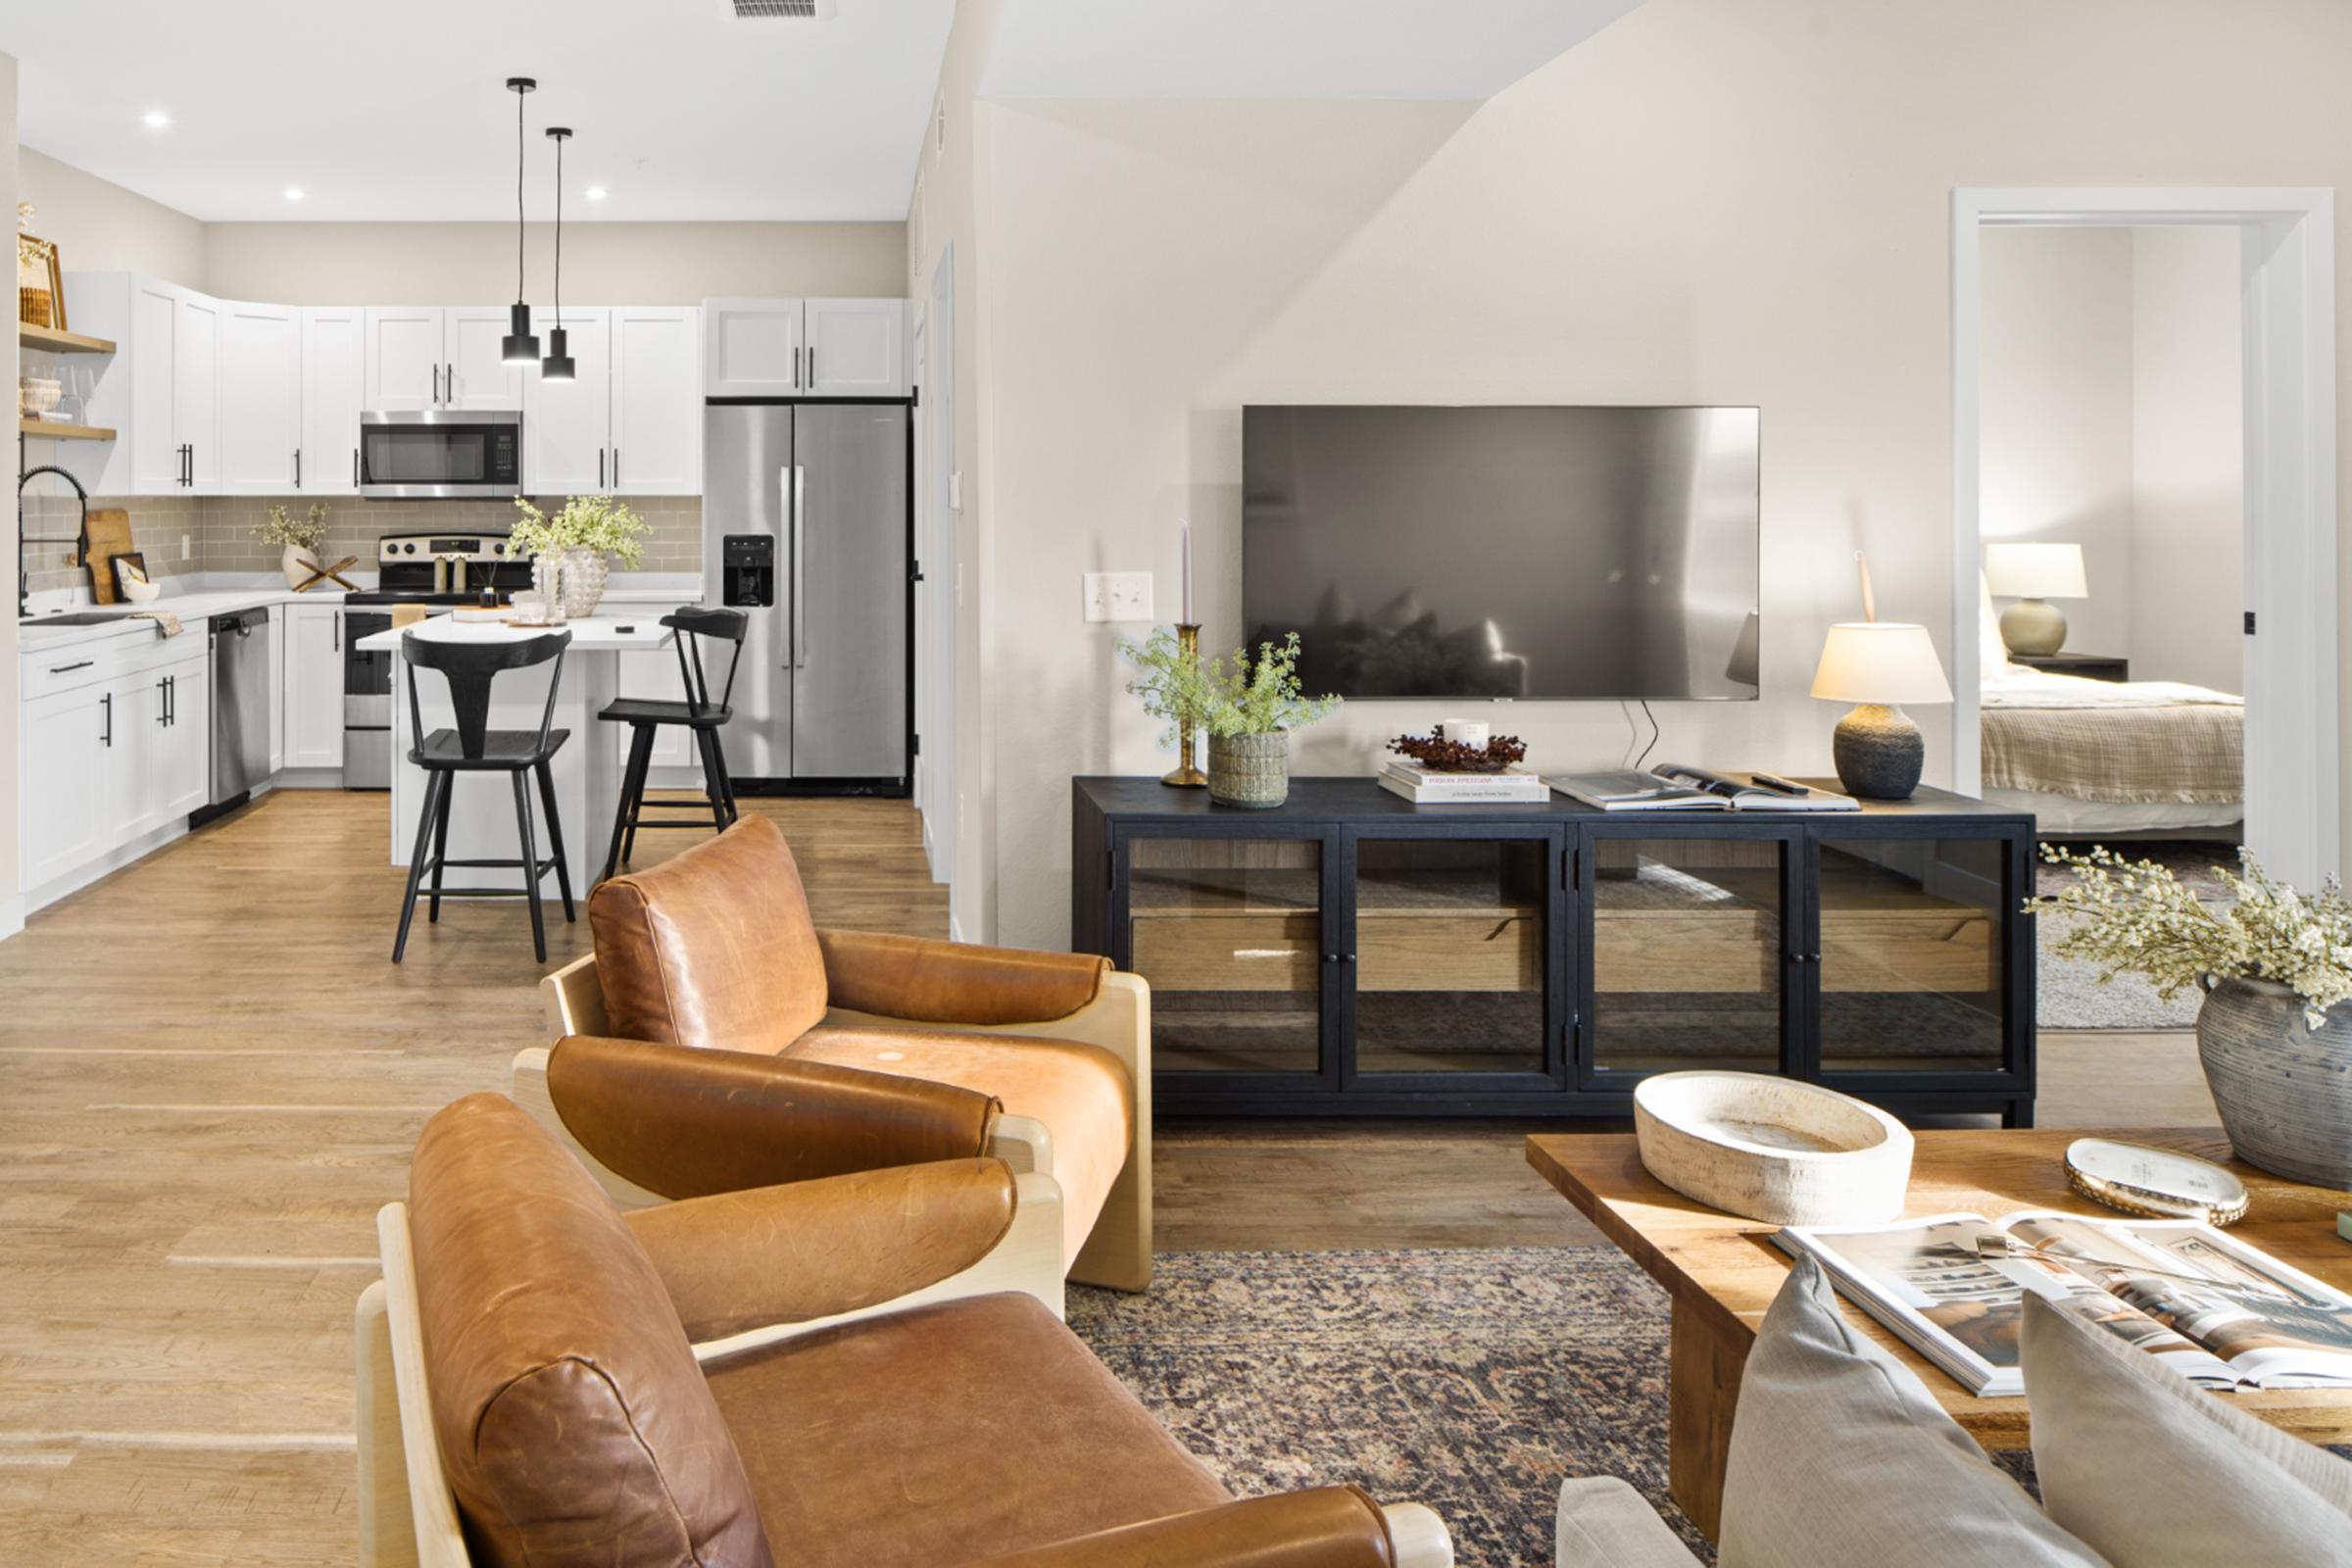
xmin=82 ymin=509 xmax=134 ymax=605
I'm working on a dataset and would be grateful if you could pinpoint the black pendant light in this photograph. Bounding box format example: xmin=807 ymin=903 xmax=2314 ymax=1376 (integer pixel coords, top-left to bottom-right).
xmin=541 ymin=125 xmax=575 ymax=381
xmin=501 ymin=76 xmax=541 ymax=366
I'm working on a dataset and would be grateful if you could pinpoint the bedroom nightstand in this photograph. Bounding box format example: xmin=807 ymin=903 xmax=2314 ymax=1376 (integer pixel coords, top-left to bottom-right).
xmin=2010 ymin=652 xmax=2130 ymax=682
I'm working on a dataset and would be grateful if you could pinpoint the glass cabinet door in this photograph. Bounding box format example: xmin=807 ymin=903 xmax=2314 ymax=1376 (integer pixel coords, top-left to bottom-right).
xmin=1349 ymin=836 xmax=1553 ymax=1076
xmin=1813 ymin=835 xmax=2009 ymax=1074
xmin=1585 ymin=832 xmax=1789 ymax=1078
xmin=1122 ymin=835 xmax=1325 ymax=1075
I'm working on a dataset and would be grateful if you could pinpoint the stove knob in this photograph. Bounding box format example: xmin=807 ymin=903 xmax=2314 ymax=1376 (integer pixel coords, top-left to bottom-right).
xmin=403 ymin=542 xmax=417 ymax=555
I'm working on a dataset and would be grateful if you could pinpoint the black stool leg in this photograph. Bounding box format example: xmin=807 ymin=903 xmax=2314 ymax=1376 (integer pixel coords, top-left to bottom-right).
xmin=393 ymin=771 xmax=447 ymax=963
xmin=512 ymin=769 xmax=548 ymax=963
xmin=535 ymin=759 xmax=575 ymax=922
xmin=693 ymin=728 xmax=729 ymax=833
xmin=426 ymin=769 xmax=454 ymax=923
xmin=706 ymin=728 xmax=740 ymax=824
xmin=619 ymin=725 xmax=657 ymax=868
xmin=601 ymin=725 xmax=654 ymax=883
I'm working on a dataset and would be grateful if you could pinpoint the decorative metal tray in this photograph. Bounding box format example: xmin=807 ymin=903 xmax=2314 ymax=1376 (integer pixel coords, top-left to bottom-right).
xmin=2063 ymin=1137 xmax=2249 ymax=1227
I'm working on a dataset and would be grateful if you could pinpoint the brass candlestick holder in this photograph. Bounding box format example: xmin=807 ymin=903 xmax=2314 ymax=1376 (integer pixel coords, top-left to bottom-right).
xmin=1161 ymin=621 xmax=1208 ymax=787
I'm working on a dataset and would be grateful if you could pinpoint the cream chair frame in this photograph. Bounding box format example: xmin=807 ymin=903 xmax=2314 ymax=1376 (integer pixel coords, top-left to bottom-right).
xmin=358 ymin=1171 xmax=1067 ymax=1568
xmin=529 ymin=953 xmax=1153 ymax=1291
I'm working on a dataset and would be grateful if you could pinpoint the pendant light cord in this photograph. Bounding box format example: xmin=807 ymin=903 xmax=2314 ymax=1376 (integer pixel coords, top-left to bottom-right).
xmin=515 ymin=85 xmax=526 ymax=301
xmin=551 ymin=134 xmax=563 ymax=326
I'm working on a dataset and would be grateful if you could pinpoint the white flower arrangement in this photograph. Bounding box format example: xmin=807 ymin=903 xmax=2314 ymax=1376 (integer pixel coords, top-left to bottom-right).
xmin=2033 ymin=845 xmax=2352 ymax=1029
xmin=511 ymin=494 xmax=651 ymax=567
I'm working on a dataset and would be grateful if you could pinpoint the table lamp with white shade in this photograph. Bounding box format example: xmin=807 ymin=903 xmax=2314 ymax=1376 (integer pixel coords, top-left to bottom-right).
xmin=1810 ymin=622 xmax=1953 ymax=799
xmin=1984 ymin=541 xmax=2087 ymax=657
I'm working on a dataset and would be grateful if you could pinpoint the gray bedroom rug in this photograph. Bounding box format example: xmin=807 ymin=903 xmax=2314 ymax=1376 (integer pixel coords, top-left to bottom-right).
xmin=1067 ymin=1246 xmax=1707 ymax=1566
xmin=2034 ymin=841 xmax=2236 ymax=1030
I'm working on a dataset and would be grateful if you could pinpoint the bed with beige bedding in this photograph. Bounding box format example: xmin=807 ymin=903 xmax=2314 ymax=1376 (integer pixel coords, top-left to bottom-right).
xmin=1979 ymin=665 xmax=2243 ymax=834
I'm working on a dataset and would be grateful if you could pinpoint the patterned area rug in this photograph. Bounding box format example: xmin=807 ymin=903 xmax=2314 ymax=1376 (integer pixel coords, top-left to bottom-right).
xmin=1067 ymin=1247 xmax=1706 ymax=1566
xmin=2035 ymin=842 xmax=2235 ymax=1029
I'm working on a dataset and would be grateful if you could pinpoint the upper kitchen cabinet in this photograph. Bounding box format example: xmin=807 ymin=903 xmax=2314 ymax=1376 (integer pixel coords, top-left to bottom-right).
xmin=302 ymin=308 xmax=367 ymax=495
xmin=125 ymin=277 xmax=220 ymax=494
xmin=363 ymin=307 xmax=532 ymax=413
xmin=526 ymin=309 xmax=612 ymax=495
xmin=702 ymin=298 xmax=908 ymax=399
xmin=805 ymin=299 xmax=907 ymax=397
xmin=219 ymin=301 xmax=303 ymax=493
xmin=612 ymin=307 xmax=702 ymax=494
xmin=704 ymin=298 xmax=805 ymax=397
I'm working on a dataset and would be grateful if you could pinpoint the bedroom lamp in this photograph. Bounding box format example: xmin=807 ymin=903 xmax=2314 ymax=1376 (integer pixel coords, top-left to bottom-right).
xmin=1810 ymin=622 xmax=1953 ymax=800
xmin=1984 ymin=541 xmax=2087 ymax=657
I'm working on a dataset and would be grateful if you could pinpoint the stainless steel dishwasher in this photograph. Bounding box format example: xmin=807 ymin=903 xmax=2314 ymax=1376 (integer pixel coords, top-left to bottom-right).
xmin=202 ymin=607 xmax=272 ymax=823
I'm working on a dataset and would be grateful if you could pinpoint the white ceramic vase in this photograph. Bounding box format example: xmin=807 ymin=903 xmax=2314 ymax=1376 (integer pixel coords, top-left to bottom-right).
xmin=281 ymin=544 xmax=313 ymax=588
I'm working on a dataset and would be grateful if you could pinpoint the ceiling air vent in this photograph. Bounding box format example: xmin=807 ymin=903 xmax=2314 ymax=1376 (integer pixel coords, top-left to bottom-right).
xmin=732 ymin=0 xmax=836 ymax=17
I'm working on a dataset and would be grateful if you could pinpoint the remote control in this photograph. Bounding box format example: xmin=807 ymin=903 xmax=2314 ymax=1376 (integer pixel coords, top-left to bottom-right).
xmin=1748 ymin=771 xmax=1810 ymax=796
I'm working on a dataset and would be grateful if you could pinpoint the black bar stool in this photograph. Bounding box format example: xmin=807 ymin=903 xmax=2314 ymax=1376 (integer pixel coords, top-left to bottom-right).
xmin=597 ymin=607 xmax=749 ymax=883
xmin=392 ymin=628 xmax=575 ymax=964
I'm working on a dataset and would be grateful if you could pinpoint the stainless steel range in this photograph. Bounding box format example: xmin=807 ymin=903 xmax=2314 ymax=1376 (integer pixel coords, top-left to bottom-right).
xmin=340 ymin=531 xmax=535 ymax=788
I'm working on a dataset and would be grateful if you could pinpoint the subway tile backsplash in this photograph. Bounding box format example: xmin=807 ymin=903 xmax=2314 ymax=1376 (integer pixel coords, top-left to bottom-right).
xmin=20 ymin=493 xmax=703 ymax=599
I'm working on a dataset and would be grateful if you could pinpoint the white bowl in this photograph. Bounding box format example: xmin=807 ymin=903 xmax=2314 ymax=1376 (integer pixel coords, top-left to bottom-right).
xmin=1633 ymin=1070 xmax=1914 ymax=1226
xmin=121 ymin=576 xmax=162 ymax=604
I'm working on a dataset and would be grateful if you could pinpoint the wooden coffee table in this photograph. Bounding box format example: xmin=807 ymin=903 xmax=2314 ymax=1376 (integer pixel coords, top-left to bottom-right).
xmin=1527 ymin=1127 xmax=2352 ymax=1544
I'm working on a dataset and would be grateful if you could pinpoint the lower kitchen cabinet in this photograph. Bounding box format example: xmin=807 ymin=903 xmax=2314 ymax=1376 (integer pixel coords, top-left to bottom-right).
xmin=283 ymin=603 xmax=345 ymax=769
xmin=20 ymin=684 xmax=110 ymax=889
xmin=21 ymin=648 xmax=210 ymax=893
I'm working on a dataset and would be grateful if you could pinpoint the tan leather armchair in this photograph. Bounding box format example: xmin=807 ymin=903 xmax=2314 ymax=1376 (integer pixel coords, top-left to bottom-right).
xmin=525 ymin=813 xmax=1152 ymax=1291
xmin=357 ymin=1096 xmax=1448 ymax=1568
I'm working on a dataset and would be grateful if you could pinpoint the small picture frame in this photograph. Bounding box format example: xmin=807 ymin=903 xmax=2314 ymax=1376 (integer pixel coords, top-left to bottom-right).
xmin=110 ymin=552 xmax=149 ymax=598
xmin=16 ymin=232 xmax=64 ymax=331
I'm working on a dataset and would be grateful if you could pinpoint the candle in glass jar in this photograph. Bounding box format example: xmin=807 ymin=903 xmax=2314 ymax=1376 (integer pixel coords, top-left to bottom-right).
xmin=1181 ymin=522 xmax=1194 ymax=624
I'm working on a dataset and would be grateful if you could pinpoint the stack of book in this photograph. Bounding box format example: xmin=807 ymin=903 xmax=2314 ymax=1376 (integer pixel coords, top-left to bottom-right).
xmin=1379 ymin=761 xmax=1552 ymax=805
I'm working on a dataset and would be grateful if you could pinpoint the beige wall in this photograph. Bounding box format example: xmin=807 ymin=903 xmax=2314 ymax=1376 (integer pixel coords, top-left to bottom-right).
xmin=20 ymin=146 xmax=206 ymax=287
xmin=204 ymin=221 xmax=905 ymax=305
xmin=2131 ymin=225 xmax=2243 ymax=694
xmin=965 ymin=0 xmax=2352 ymax=949
xmin=1981 ymin=227 xmax=2136 ymax=659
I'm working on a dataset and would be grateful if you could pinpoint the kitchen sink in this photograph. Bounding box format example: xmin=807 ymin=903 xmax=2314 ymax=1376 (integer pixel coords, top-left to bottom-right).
xmin=19 ymin=611 xmax=138 ymax=627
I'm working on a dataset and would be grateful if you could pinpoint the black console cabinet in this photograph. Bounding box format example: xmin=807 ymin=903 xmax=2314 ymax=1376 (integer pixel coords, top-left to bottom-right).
xmin=1073 ymin=777 xmax=2036 ymax=1125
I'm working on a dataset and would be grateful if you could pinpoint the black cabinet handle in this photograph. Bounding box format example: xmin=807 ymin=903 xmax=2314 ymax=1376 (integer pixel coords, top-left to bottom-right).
xmin=294 ymin=448 xmax=302 ymax=488
xmin=598 ymin=448 xmax=605 ymax=488
xmin=156 ymin=676 xmax=169 ymax=725
xmin=353 ymin=447 xmax=360 ymax=487
xmin=806 ymin=346 xmax=813 ymax=388
xmin=612 ymin=448 xmax=619 ymax=487
xmin=169 ymin=673 xmax=176 ymax=726
xmin=48 ymin=660 xmax=92 ymax=674
xmin=332 ymin=613 xmax=340 ymax=653
xmin=101 ymin=692 xmax=112 ymax=748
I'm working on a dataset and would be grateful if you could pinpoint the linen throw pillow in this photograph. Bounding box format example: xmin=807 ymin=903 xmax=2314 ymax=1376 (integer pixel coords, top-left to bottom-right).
xmin=2022 ymin=1291 xmax=2352 ymax=1568
xmin=1717 ymin=1257 xmax=2108 ymax=1568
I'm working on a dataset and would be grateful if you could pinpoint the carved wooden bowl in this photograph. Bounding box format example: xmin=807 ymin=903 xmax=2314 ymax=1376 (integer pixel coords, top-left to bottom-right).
xmin=1634 ymin=1070 xmax=1914 ymax=1226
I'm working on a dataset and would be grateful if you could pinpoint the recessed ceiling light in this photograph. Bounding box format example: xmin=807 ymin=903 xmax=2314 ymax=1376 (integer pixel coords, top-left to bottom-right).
xmin=141 ymin=109 xmax=170 ymax=129
xmin=283 ymin=187 xmax=305 ymax=202
xmin=585 ymin=185 xmax=609 ymax=202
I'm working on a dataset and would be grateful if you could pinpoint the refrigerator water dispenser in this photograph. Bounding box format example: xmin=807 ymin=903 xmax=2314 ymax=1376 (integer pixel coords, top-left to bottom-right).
xmin=722 ymin=534 xmax=775 ymax=608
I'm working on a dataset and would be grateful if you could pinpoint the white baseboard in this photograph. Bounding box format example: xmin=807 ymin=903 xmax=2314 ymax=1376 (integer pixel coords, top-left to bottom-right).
xmin=24 ymin=816 xmax=191 ymax=916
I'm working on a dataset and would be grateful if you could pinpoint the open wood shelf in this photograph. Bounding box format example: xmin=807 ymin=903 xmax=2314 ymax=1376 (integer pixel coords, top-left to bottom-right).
xmin=17 ymin=418 xmax=116 ymax=441
xmin=19 ymin=322 xmax=117 ymax=355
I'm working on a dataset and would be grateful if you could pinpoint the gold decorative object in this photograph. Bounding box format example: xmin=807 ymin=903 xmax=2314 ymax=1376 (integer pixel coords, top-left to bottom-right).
xmin=1160 ymin=621 xmax=1207 ymax=788
xmin=2063 ymin=1137 xmax=2250 ymax=1227
xmin=17 ymin=204 xmax=64 ymax=331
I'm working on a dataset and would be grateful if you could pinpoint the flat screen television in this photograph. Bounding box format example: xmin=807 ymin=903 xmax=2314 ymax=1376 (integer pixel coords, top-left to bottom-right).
xmin=1242 ymin=405 xmax=1760 ymax=701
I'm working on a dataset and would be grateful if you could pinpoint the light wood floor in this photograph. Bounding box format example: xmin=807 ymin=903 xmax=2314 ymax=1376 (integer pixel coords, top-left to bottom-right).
xmin=0 ymin=789 xmax=2218 ymax=1564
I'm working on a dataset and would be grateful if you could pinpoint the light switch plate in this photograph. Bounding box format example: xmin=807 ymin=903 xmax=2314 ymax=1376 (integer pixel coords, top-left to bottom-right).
xmin=1083 ymin=571 xmax=1153 ymax=623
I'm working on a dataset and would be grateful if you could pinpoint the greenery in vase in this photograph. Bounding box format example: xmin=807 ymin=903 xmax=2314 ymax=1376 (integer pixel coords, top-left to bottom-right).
xmin=254 ymin=502 xmax=329 ymax=555
xmin=2030 ymin=845 xmax=2352 ymax=1028
xmin=1118 ymin=627 xmax=1340 ymax=745
xmin=511 ymin=494 xmax=651 ymax=567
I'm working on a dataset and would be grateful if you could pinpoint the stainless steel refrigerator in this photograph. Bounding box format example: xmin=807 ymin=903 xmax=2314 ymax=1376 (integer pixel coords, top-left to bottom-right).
xmin=703 ymin=402 xmax=910 ymax=787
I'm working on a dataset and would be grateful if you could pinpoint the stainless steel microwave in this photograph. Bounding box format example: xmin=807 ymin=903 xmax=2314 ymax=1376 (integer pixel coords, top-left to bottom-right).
xmin=358 ymin=410 xmax=522 ymax=500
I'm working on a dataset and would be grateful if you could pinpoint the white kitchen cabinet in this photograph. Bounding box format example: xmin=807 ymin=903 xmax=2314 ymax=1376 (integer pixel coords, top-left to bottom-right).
xmin=703 ymin=298 xmax=804 ymax=397
xmin=364 ymin=307 xmax=444 ymax=412
xmin=447 ymin=306 xmax=533 ymax=410
xmin=152 ymin=659 xmax=211 ymax=826
xmin=220 ymin=300 xmax=303 ymax=493
xmin=303 ymin=308 xmax=367 ymax=494
xmin=805 ymin=299 xmax=906 ymax=397
xmin=176 ymin=292 xmax=222 ymax=492
xmin=20 ymin=684 xmax=110 ymax=890
xmin=612 ymin=307 xmax=702 ymax=494
xmin=126 ymin=277 xmax=222 ymax=495
xmin=526 ymin=309 xmax=612 ymax=496
xmin=284 ymin=604 xmax=346 ymax=769
xmin=268 ymin=606 xmax=286 ymax=774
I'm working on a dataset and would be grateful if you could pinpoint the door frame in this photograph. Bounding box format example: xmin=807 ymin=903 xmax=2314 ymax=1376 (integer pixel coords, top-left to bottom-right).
xmin=1951 ymin=186 xmax=2339 ymax=888
xmin=925 ymin=245 xmax=962 ymax=924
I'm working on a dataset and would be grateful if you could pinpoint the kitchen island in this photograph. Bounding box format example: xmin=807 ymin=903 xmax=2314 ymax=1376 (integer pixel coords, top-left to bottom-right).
xmin=354 ymin=613 xmax=676 ymax=896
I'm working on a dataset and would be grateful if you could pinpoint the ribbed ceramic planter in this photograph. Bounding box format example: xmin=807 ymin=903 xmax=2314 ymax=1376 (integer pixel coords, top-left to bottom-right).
xmin=555 ymin=547 xmax=609 ymax=618
xmin=2197 ymin=975 xmax=2352 ymax=1190
xmin=1208 ymin=731 xmax=1289 ymax=809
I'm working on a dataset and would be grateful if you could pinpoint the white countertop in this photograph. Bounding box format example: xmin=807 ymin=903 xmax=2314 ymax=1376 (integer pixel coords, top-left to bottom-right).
xmin=354 ymin=612 xmax=676 ymax=655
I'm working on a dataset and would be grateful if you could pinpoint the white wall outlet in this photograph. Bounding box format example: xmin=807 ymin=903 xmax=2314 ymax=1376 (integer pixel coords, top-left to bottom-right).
xmin=180 ymin=533 xmax=191 ymax=561
xmin=1083 ymin=571 xmax=1154 ymax=623
xmin=949 ymin=468 xmax=963 ymax=512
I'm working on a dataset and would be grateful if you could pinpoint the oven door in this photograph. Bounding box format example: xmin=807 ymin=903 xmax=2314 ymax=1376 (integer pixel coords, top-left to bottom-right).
xmin=359 ymin=411 xmax=523 ymax=499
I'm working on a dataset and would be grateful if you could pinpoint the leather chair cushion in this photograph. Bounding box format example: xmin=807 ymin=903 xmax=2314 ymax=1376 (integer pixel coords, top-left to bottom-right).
xmin=590 ymin=814 xmax=828 ymax=1055
xmin=708 ymin=1292 xmax=1229 ymax=1568
xmin=786 ymin=1025 xmax=1131 ymax=1263
xmin=406 ymin=1094 xmax=772 ymax=1568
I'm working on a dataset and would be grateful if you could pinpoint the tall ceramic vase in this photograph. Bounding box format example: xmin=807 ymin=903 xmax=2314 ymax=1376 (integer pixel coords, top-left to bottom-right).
xmin=556 ymin=547 xmax=609 ymax=618
xmin=2196 ymin=975 xmax=2352 ymax=1189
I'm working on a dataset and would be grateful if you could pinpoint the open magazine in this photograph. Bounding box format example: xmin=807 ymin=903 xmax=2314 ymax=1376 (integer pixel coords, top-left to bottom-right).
xmin=1551 ymin=764 xmax=1860 ymax=812
xmin=1777 ymin=1210 xmax=2352 ymax=1396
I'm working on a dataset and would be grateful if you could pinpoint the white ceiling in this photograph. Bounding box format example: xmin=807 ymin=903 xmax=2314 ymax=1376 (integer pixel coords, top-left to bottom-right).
xmin=0 ymin=0 xmax=956 ymax=222
xmin=980 ymin=0 xmax=1642 ymax=100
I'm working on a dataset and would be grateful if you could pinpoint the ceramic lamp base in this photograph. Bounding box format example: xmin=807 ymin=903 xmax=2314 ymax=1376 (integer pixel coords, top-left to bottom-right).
xmin=1997 ymin=597 xmax=2068 ymax=657
xmin=1832 ymin=703 xmax=1924 ymax=800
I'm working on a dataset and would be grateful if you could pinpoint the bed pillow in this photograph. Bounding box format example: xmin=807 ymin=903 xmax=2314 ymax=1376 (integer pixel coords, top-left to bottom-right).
xmin=1979 ymin=570 xmax=2013 ymax=671
xmin=2022 ymin=1291 xmax=2352 ymax=1567
xmin=1717 ymin=1256 xmax=2105 ymax=1568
